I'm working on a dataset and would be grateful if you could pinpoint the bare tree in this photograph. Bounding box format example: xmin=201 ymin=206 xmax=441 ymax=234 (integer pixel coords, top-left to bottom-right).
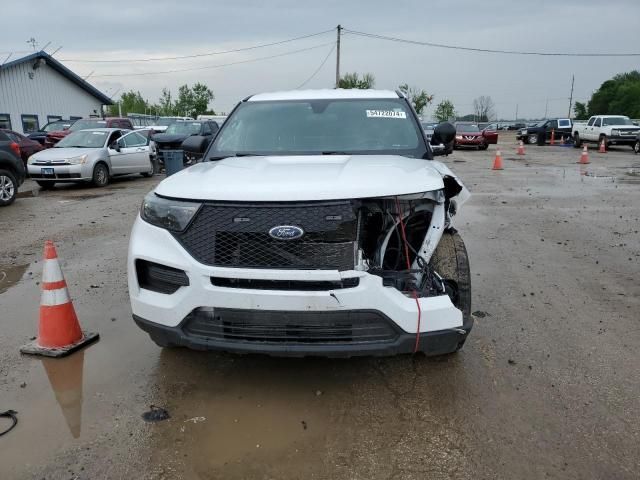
xmin=473 ymin=96 xmax=495 ymax=122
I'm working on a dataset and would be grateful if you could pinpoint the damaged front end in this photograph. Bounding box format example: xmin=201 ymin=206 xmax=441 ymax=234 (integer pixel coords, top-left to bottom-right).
xmin=354 ymin=162 xmax=469 ymax=301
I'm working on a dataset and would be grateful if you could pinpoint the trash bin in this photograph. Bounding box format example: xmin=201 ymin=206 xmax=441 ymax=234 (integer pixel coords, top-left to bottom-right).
xmin=163 ymin=150 xmax=184 ymax=176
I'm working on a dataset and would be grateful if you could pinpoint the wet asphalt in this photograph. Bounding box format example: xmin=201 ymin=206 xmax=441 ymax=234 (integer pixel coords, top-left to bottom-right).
xmin=0 ymin=135 xmax=639 ymax=479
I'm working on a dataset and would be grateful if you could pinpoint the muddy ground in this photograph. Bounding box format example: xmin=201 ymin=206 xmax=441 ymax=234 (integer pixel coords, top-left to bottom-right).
xmin=1 ymin=136 xmax=639 ymax=479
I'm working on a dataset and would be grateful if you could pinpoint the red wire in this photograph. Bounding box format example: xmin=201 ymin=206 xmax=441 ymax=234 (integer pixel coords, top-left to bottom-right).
xmin=394 ymin=197 xmax=422 ymax=353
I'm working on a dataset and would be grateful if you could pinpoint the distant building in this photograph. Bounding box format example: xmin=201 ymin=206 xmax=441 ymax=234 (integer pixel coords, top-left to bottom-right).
xmin=0 ymin=51 xmax=112 ymax=134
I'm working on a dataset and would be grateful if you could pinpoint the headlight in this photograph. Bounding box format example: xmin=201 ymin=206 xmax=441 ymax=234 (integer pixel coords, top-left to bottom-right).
xmin=611 ymin=129 xmax=620 ymax=136
xmin=141 ymin=193 xmax=201 ymax=232
xmin=67 ymin=154 xmax=88 ymax=165
xmin=455 ymin=135 xmax=463 ymax=140
xmin=520 ymin=129 xmax=527 ymax=135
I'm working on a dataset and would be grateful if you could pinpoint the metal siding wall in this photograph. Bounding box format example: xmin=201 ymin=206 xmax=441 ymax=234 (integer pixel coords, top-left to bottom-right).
xmin=0 ymin=62 xmax=103 ymax=134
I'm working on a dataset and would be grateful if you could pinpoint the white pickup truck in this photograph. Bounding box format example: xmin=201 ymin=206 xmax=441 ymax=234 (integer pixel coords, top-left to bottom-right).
xmin=572 ymin=115 xmax=639 ymax=149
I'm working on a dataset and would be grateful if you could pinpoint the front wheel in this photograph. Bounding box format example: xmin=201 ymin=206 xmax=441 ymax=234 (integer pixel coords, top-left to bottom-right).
xmin=573 ymin=133 xmax=582 ymax=148
xmin=92 ymin=163 xmax=110 ymax=187
xmin=479 ymin=143 xmax=489 ymax=150
xmin=634 ymin=140 xmax=640 ymax=154
xmin=428 ymin=231 xmax=472 ymax=354
xmin=527 ymin=134 xmax=538 ymax=145
xmin=0 ymin=169 xmax=17 ymax=206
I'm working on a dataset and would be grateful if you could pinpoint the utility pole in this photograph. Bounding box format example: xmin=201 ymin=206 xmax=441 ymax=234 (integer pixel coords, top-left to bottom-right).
xmin=335 ymin=24 xmax=341 ymax=88
xmin=515 ymin=104 xmax=518 ymax=122
xmin=544 ymin=98 xmax=549 ymax=119
xmin=568 ymin=74 xmax=575 ymax=119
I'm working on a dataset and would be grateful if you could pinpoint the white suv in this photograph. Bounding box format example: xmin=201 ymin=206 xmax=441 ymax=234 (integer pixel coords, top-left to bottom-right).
xmin=128 ymin=89 xmax=471 ymax=357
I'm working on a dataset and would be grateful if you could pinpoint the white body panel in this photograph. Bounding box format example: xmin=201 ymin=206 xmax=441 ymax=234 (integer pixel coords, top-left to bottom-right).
xmin=127 ymin=218 xmax=463 ymax=333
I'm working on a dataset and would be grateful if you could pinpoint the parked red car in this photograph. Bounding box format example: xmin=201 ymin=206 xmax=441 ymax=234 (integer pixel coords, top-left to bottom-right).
xmin=0 ymin=129 xmax=44 ymax=165
xmin=44 ymin=117 xmax=134 ymax=148
xmin=453 ymin=123 xmax=498 ymax=150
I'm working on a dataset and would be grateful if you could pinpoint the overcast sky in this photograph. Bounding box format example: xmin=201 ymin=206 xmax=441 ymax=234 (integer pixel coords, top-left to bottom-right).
xmin=3 ymin=0 xmax=639 ymax=119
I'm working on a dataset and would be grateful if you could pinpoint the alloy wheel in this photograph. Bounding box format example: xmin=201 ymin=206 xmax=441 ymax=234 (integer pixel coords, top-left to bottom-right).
xmin=0 ymin=175 xmax=15 ymax=202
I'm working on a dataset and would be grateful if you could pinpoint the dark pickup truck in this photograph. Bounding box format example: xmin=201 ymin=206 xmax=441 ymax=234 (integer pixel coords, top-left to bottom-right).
xmin=153 ymin=120 xmax=219 ymax=165
xmin=0 ymin=130 xmax=27 ymax=206
xmin=516 ymin=118 xmax=573 ymax=145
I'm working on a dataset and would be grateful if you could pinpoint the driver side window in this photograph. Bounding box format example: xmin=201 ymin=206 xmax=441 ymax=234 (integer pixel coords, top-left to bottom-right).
xmin=594 ymin=118 xmax=601 ymax=127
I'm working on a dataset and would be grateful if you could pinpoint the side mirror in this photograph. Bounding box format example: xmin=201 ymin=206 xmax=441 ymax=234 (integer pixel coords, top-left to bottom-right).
xmin=431 ymin=122 xmax=456 ymax=146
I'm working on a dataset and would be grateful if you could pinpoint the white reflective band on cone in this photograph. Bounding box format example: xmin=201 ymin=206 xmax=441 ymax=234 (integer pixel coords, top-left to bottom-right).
xmin=41 ymin=287 xmax=71 ymax=306
xmin=43 ymin=259 xmax=64 ymax=283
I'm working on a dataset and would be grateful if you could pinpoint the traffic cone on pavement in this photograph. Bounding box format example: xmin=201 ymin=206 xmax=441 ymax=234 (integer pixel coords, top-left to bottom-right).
xmin=550 ymin=129 xmax=555 ymax=146
xmin=517 ymin=140 xmax=525 ymax=155
xmin=492 ymin=149 xmax=504 ymax=170
xmin=579 ymin=145 xmax=590 ymax=164
xmin=20 ymin=241 xmax=99 ymax=357
xmin=599 ymin=139 xmax=606 ymax=153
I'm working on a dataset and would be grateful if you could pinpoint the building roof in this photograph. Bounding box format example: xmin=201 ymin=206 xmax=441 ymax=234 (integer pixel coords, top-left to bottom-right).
xmin=0 ymin=51 xmax=113 ymax=105
xmin=248 ymin=89 xmax=401 ymax=102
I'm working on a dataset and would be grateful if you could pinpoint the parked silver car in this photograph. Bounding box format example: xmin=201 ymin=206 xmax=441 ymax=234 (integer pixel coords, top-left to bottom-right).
xmin=28 ymin=128 xmax=154 ymax=188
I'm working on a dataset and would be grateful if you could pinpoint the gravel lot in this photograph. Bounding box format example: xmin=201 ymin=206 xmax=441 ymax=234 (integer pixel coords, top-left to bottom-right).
xmin=1 ymin=136 xmax=639 ymax=479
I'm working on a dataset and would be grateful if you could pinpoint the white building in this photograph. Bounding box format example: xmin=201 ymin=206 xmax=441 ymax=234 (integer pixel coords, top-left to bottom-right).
xmin=0 ymin=51 xmax=112 ymax=134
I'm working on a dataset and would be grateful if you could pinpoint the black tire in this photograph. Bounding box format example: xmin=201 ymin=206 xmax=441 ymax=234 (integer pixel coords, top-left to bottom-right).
xmin=527 ymin=134 xmax=538 ymax=145
xmin=36 ymin=181 xmax=56 ymax=190
xmin=479 ymin=143 xmax=489 ymax=150
xmin=634 ymin=140 xmax=640 ymax=155
xmin=573 ymin=133 xmax=582 ymax=148
xmin=0 ymin=169 xmax=18 ymax=206
xmin=429 ymin=231 xmax=472 ymax=353
xmin=92 ymin=163 xmax=110 ymax=187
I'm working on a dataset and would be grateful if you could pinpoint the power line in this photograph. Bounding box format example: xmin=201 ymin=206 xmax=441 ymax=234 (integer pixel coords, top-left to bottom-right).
xmin=296 ymin=44 xmax=336 ymax=89
xmin=90 ymin=42 xmax=336 ymax=78
xmin=343 ymin=28 xmax=640 ymax=57
xmin=60 ymin=29 xmax=334 ymax=63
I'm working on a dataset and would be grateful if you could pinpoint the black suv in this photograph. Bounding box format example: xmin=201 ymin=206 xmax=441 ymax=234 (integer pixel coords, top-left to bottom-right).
xmin=153 ymin=120 xmax=220 ymax=165
xmin=516 ymin=118 xmax=573 ymax=145
xmin=0 ymin=130 xmax=27 ymax=206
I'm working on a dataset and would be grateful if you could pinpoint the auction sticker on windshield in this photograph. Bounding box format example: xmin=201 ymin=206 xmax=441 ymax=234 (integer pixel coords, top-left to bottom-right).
xmin=366 ymin=110 xmax=407 ymax=119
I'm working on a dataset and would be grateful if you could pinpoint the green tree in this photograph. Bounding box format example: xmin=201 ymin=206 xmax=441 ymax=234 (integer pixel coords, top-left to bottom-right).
xmin=434 ymin=99 xmax=456 ymax=123
xmin=398 ymin=84 xmax=434 ymax=115
xmin=158 ymin=88 xmax=173 ymax=116
xmin=172 ymin=83 xmax=215 ymax=117
xmin=573 ymin=101 xmax=588 ymax=120
xmin=338 ymin=72 xmax=375 ymax=89
xmin=191 ymin=83 xmax=215 ymax=117
xmin=107 ymin=90 xmax=150 ymax=116
xmin=586 ymin=71 xmax=640 ymax=118
xmin=173 ymin=85 xmax=194 ymax=117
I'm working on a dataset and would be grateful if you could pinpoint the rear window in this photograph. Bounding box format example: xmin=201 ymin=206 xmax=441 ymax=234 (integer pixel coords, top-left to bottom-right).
xmin=557 ymin=119 xmax=571 ymax=128
xmin=71 ymin=119 xmax=107 ymax=131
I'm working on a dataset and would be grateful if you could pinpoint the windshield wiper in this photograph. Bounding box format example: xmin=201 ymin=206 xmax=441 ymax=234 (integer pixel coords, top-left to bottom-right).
xmin=207 ymin=153 xmax=255 ymax=161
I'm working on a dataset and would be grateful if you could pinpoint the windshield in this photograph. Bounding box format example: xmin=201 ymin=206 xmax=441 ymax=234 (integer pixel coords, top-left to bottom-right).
xmin=155 ymin=118 xmax=180 ymax=126
xmin=70 ymin=119 xmax=107 ymax=131
xmin=456 ymin=124 xmax=480 ymax=133
xmin=209 ymin=98 xmax=425 ymax=158
xmin=55 ymin=130 xmax=107 ymax=148
xmin=44 ymin=121 xmax=68 ymax=132
xmin=165 ymin=122 xmax=202 ymax=135
xmin=602 ymin=117 xmax=633 ymax=126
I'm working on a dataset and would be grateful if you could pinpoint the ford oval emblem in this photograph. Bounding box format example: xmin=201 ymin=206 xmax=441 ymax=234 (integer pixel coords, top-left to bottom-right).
xmin=268 ymin=225 xmax=305 ymax=240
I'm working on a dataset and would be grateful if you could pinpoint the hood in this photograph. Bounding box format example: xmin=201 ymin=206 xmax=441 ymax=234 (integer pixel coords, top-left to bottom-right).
xmin=152 ymin=133 xmax=190 ymax=144
xmin=155 ymin=155 xmax=451 ymax=202
xmin=31 ymin=147 xmax=102 ymax=161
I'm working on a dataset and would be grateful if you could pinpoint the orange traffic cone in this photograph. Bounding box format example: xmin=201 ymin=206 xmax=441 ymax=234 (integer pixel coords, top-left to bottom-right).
xmin=492 ymin=149 xmax=504 ymax=170
xmin=550 ymin=129 xmax=555 ymax=146
xmin=579 ymin=145 xmax=590 ymax=165
xmin=517 ymin=140 xmax=525 ymax=155
xmin=599 ymin=139 xmax=606 ymax=153
xmin=20 ymin=241 xmax=99 ymax=357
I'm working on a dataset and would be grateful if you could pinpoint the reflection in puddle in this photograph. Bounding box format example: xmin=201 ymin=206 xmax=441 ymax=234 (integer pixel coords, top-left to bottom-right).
xmin=0 ymin=264 xmax=29 ymax=294
xmin=41 ymin=350 xmax=85 ymax=438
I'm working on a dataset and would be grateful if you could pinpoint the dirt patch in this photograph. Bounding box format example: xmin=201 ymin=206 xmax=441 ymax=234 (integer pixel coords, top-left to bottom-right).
xmin=0 ymin=264 xmax=29 ymax=294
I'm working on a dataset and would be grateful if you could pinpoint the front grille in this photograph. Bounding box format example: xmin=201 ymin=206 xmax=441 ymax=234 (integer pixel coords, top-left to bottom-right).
xmin=182 ymin=308 xmax=399 ymax=344
xmin=175 ymin=201 xmax=358 ymax=270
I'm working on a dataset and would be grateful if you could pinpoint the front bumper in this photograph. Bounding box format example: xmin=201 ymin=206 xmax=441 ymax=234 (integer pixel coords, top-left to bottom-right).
xmin=128 ymin=217 xmax=466 ymax=356
xmin=607 ymin=135 xmax=636 ymax=146
xmin=27 ymin=163 xmax=92 ymax=181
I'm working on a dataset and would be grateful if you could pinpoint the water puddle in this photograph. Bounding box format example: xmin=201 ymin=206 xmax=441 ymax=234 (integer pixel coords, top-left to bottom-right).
xmin=0 ymin=264 xmax=29 ymax=294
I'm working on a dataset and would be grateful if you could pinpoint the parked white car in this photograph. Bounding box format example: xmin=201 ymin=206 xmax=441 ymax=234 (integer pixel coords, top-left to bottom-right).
xmin=28 ymin=128 xmax=154 ymax=188
xmin=572 ymin=115 xmax=640 ymax=149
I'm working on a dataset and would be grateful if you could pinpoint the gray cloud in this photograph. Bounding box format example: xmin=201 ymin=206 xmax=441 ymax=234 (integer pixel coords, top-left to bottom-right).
xmin=4 ymin=0 xmax=639 ymax=117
